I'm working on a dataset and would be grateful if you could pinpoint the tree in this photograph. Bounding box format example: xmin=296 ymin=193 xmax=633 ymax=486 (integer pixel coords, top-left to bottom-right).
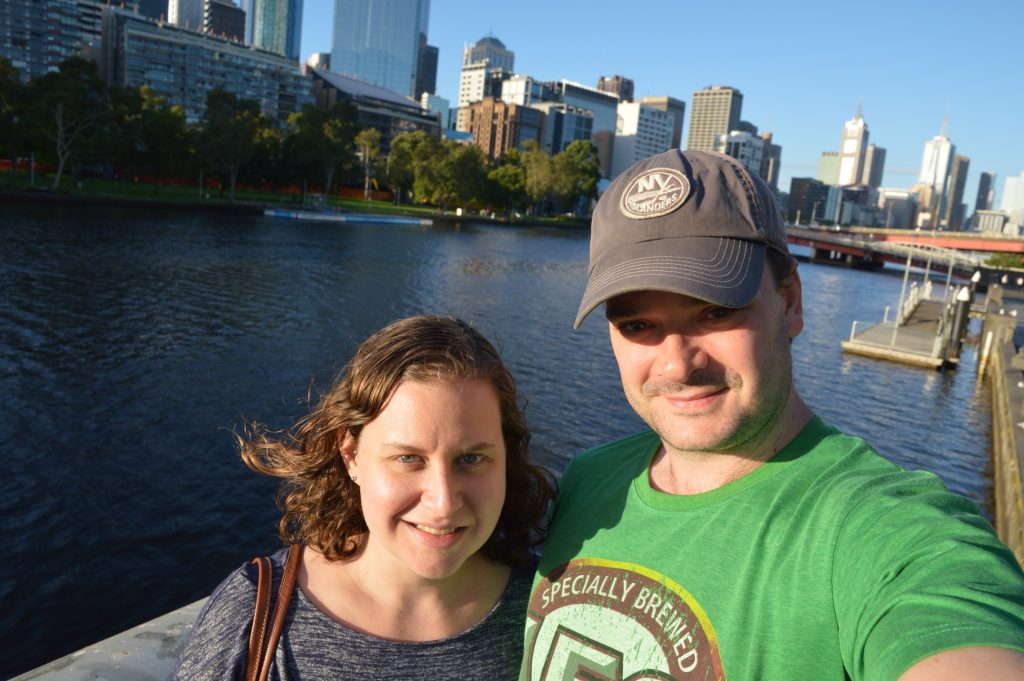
xmin=522 ymin=140 xmax=554 ymax=214
xmin=553 ymin=140 xmax=601 ymax=214
xmin=285 ymin=102 xmax=358 ymax=199
xmin=355 ymin=127 xmax=381 ymax=201
xmin=488 ymin=148 xmax=527 ymax=214
xmin=26 ymin=57 xmax=107 ymax=190
xmin=0 ymin=57 xmax=25 ymax=177
xmin=137 ymin=88 xmax=191 ymax=193
xmin=387 ymin=130 xmax=435 ymax=205
xmin=198 ymin=89 xmax=264 ymax=202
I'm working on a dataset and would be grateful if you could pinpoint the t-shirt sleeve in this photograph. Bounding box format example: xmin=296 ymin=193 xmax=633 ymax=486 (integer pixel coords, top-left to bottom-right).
xmin=173 ymin=564 xmax=254 ymax=681
xmin=832 ymin=469 xmax=1024 ymax=681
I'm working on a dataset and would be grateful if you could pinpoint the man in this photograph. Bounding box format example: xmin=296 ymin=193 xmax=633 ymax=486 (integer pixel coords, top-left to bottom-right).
xmin=521 ymin=149 xmax=1024 ymax=680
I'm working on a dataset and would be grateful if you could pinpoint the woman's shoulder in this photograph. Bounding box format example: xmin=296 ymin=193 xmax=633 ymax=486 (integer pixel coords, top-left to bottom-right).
xmin=172 ymin=547 xmax=289 ymax=680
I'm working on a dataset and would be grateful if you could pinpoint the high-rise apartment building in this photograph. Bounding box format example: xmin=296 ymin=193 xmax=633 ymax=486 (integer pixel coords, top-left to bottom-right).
xmin=103 ymin=7 xmax=312 ymax=125
xmin=0 ymin=0 xmax=80 ymax=81
xmin=169 ymin=0 xmax=204 ymax=28
xmin=916 ymin=121 xmax=956 ymax=226
xmin=465 ymin=97 xmax=544 ymax=161
xmin=759 ymin=131 xmax=782 ymax=190
xmin=612 ymin=101 xmax=675 ymax=178
xmin=837 ymin=106 xmax=869 ymax=186
xmin=975 ymin=172 xmax=995 ymax=212
xmin=205 ymin=0 xmax=245 ymax=42
xmin=1000 ymin=171 xmax=1024 ymax=229
xmin=596 ymin=74 xmax=633 ymax=102
xmin=530 ymin=102 xmax=592 ymax=155
xmin=715 ymin=131 xmax=764 ymax=179
xmin=817 ymin=151 xmax=839 ymax=185
xmin=456 ymin=35 xmax=513 ymax=130
xmin=860 ymin=144 xmax=885 ymax=188
xmin=942 ymin=154 xmax=970 ymax=230
xmin=639 ymin=95 xmax=685 ymax=150
xmin=687 ymin=85 xmax=742 ymax=152
xmin=139 ymin=0 xmax=168 ymax=19
xmin=330 ymin=0 xmax=434 ymax=98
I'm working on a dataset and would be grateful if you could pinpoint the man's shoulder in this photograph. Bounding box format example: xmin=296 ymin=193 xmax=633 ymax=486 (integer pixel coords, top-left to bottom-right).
xmin=562 ymin=430 xmax=660 ymax=479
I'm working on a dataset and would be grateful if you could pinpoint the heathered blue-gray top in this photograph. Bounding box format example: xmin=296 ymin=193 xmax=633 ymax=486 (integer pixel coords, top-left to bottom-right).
xmin=173 ymin=547 xmax=533 ymax=680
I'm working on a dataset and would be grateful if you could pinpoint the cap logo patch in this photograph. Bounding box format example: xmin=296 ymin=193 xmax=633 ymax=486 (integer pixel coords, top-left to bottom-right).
xmin=619 ymin=167 xmax=690 ymax=219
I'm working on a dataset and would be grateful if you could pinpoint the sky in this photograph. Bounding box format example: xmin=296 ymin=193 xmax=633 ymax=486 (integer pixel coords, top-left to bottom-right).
xmin=301 ymin=0 xmax=1024 ymax=206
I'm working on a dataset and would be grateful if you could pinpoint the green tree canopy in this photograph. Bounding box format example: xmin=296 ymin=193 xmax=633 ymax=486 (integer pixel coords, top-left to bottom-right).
xmin=355 ymin=127 xmax=381 ymax=200
xmin=25 ymin=57 xmax=107 ymax=189
xmin=285 ymin=102 xmax=358 ymax=197
xmin=198 ymin=88 xmax=265 ymax=202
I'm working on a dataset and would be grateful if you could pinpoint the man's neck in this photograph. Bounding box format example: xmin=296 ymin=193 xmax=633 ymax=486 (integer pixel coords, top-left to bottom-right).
xmin=648 ymin=393 xmax=814 ymax=496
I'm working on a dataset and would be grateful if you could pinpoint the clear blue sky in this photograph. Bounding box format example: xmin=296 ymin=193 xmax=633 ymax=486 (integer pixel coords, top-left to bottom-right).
xmin=301 ymin=0 xmax=1023 ymax=206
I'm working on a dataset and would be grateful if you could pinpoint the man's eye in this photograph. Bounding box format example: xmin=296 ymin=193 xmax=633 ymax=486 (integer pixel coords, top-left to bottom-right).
xmin=398 ymin=454 xmax=422 ymax=464
xmin=705 ymin=307 xmax=734 ymax=321
xmin=618 ymin=320 xmax=649 ymax=333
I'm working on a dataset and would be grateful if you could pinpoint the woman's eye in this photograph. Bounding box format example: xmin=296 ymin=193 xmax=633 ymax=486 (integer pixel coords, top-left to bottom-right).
xmin=458 ymin=453 xmax=485 ymax=465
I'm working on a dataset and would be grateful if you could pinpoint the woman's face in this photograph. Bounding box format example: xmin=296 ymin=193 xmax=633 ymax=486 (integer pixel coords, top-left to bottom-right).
xmin=343 ymin=377 xmax=507 ymax=582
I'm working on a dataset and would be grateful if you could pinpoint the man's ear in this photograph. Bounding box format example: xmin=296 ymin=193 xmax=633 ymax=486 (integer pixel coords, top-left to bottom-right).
xmin=781 ymin=265 xmax=804 ymax=340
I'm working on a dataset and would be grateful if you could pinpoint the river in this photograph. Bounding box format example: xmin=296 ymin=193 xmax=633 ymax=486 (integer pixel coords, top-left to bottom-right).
xmin=0 ymin=204 xmax=994 ymax=676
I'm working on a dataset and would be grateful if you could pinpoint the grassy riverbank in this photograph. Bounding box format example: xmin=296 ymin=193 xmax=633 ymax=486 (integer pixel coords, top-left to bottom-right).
xmin=0 ymin=171 xmax=589 ymax=227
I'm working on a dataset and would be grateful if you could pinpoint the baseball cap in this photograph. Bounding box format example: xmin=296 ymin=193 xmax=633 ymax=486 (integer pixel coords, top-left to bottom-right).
xmin=574 ymin=149 xmax=790 ymax=329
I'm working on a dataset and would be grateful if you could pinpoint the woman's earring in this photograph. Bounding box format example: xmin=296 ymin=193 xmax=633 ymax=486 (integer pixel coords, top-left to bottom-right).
xmin=350 ymin=475 xmax=359 ymax=485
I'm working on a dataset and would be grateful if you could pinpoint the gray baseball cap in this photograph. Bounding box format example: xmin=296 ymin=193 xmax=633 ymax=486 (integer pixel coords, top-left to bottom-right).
xmin=574 ymin=149 xmax=790 ymax=329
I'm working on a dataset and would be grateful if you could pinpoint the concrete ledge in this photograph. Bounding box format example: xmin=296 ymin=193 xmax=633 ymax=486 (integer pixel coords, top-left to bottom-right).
xmin=839 ymin=340 xmax=947 ymax=369
xmin=12 ymin=599 xmax=205 ymax=681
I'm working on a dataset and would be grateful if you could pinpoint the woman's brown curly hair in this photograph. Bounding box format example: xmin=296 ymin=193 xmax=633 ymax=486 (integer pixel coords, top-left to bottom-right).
xmin=240 ymin=315 xmax=555 ymax=567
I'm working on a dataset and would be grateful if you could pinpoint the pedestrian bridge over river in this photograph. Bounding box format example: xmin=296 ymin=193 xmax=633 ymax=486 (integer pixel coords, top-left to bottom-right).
xmin=786 ymin=225 xmax=1024 ymax=275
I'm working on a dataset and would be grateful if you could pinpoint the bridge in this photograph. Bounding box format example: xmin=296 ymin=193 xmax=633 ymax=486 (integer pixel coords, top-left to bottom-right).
xmin=785 ymin=225 xmax=1017 ymax=275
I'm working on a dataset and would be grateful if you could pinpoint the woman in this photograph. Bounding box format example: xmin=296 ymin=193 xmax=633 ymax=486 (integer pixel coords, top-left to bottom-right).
xmin=175 ymin=315 xmax=555 ymax=680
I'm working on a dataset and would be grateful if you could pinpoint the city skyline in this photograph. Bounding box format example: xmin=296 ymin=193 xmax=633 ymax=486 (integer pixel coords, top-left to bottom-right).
xmin=300 ymin=0 xmax=1023 ymax=205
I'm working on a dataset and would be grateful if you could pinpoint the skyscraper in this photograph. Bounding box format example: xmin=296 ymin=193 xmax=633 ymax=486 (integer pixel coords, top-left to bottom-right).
xmin=1000 ymin=171 xmax=1024 ymax=229
xmin=916 ymin=119 xmax=955 ymax=227
xmin=456 ymin=35 xmax=513 ymax=130
xmin=942 ymin=154 xmax=970 ymax=230
xmin=0 ymin=0 xmax=80 ymax=80
xmin=331 ymin=0 xmax=433 ymax=98
xmin=975 ymin=172 xmax=996 ymax=212
xmin=169 ymin=0 xmax=204 ymax=28
xmin=860 ymin=144 xmax=886 ymax=188
xmin=205 ymin=0 xmax=246 ymax=42
xmin=245 ymin=0 xmax=303 ymax=60
xmin=687 ymin=85 xmax=742 ymax=153
xmin=837 ymin=105 xmax=868 ymax=186
xmin=639 ymin=96 xmax=685 ymax=149
xmin=597 ymin=75 xmax=634 ymax=102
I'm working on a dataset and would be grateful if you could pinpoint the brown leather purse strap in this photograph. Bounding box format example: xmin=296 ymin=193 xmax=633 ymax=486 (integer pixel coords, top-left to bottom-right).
xmin=245 ymin=544 xmax=303 ymax=681
xmin=245 ymin=556 xmax=273 ymax=681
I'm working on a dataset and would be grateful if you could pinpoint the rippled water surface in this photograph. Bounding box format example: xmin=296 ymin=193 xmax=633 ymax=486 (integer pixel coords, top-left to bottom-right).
xmin=0 ymin=205 xmax=993 ymax=676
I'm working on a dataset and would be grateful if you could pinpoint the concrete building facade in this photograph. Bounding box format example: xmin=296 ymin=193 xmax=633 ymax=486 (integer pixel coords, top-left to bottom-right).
xmin=612 ymin=101 xmax=675 ymax=178
xmin=837 ymin=109 xmax=868 ymax=186
xmin=817 ymin=151 xmax=839 ymax=185
xmin=860 ymin=144 xmax=885 ymax=188
xmin=715 ymin=130 xmax=764 ymax=179
xmin=639 ymin=95 xmax=685 ymax=150
xmin=204 ymin=0 xmax=246 ymax=42
xmin=0 ymin=0 xmax=81 ymax=81
xmin=687 ymin=85 xmax=742 ymax=152
xmin=102 ymin=8 xmax=312 ymax=125
xmin=596 ymin=74 xmax=633 ymax=102
xmin=456 ymin=35 xmax=513 ymax=131
xmin=530 ymin=102 xmax=592 ymax=155
xmin=464 ymin=97 xmax=543 ymax=161
xmin=1000 ymin=171 xmax=1024 ymax=229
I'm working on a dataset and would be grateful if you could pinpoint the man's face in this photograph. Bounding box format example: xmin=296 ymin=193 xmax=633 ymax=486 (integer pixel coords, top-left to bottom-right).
xmin=605 ymin=266 xmax=804 ymax=457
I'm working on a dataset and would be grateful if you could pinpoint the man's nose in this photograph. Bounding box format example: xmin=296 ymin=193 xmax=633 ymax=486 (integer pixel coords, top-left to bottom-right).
xmin=655 ymin=332 xmax=707 ymax=381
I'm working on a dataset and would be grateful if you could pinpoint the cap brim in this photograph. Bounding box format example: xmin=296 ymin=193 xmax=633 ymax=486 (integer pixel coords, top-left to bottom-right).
xmin=573 ymin=237 xmax=765 ymax=329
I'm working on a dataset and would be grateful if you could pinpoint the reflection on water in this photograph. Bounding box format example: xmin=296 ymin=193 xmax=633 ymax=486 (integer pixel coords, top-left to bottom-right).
xmin=0 ymin=205 xmax=993 ymax=676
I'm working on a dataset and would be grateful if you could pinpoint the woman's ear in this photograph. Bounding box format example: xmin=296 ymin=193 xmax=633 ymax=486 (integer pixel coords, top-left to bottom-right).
xmin=340 ymin=431 xmax=359 ymax=482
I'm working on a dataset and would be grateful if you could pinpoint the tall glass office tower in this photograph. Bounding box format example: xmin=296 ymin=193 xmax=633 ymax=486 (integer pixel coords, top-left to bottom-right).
xmin=240 ymin=0 xmax=302 ymax=60
xmin=330 ymin=0 xmax=430 ymax=98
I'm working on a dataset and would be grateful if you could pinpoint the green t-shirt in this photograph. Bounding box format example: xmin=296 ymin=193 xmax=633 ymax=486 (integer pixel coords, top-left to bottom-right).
xmin=523 ymin=417 xmax=1024 ymax=681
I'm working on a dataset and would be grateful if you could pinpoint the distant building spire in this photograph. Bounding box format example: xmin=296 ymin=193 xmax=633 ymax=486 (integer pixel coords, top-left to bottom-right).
xmin=855 ymin=97 xmax=863 ymax=120
xmin=940 ymin=108 xmax=949 ymax=138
